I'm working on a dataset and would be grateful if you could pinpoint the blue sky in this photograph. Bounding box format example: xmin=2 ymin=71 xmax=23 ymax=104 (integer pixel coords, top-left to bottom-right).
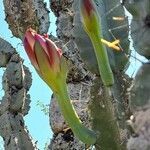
xmin=0 ymin=0 xmax=56 ymax=149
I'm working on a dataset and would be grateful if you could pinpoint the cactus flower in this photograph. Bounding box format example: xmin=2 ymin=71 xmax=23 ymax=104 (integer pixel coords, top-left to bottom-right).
xmin=23 ymin=28 xmax=96 ymax=145
xmin=80 ymin=0 xmax=114 ymax=86
xmin=23 ymin=28 xmax=66 ymax=93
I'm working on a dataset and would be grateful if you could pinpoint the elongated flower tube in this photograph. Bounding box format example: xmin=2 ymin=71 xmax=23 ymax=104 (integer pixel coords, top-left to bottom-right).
xmin=23 ymin=28 xmax=96 ymax=145
xmin=80 ymin=0 xmax=114 ymax=86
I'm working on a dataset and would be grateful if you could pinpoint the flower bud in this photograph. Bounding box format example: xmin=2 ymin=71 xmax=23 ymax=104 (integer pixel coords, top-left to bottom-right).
xmin=80 ymin=0 xmax=114 ymax=86
xmin=80 ymin=0 xmax=101 ymax=36
xmin=24 ymin=28 xmax=67 ymax=92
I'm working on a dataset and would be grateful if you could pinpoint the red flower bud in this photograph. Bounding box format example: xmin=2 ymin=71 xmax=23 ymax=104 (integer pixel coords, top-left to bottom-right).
xmin=82 ymin=0 xmax=95 ymax=16
xmin=23 ymin=28 xmax=66 ymax=92
xmin=80 ymin=0 xmax=100 ymax=36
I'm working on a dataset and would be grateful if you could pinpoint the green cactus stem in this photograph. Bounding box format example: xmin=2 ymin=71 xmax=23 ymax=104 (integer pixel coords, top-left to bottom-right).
xmin=89 ymin=78 xmax=123 ymax=150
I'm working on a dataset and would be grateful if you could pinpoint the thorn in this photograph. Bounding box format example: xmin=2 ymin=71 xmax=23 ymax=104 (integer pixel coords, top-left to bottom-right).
xmin=101 ymin=39 xmax=121 ymax=51
xmin=63 ymin=127 xmax=71 ymax=133
xmin=112 ymin=16 xmax=125 ymax=21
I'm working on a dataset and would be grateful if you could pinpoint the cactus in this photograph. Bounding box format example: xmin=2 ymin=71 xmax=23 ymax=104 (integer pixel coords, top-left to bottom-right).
xmin=0 ymin=37 xmax=36 ymax=149
xmin=123 ymin=1 xmax=150 ymax=149
xmin=0 ymin=0 xmax=150 ymax=149
xmin=73 ymin=0 xmax=130 ymax=74
xmin=124 ymin=0 xmax=150 ymax=59
xmin=73 ymin=0 xmax=130 ymax=148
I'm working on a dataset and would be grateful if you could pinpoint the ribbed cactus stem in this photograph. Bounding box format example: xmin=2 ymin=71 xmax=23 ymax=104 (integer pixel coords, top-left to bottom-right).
xmin=89 ymin=79 xmax=123 ymax=150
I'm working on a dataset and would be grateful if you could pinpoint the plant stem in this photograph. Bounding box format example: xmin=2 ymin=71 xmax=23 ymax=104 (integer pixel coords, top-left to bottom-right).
xmin=54 ymin=82 xmax=97 ymax=145
xmin=90 ymin=33 xmax=114 ymax=86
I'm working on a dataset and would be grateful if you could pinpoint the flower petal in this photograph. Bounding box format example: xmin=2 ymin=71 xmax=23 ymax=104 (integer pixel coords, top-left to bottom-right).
xmin=34 ymin=40 xmax=59 ymax=91
xmin=34 ymin=34 xmax=51 ymax=59
xmin=23 ymin=37 xmax=39 ymax=71
xmin=24 ymin=28 xmax=36 ymax=50
xmin=46 ymin=38 xmax=62 ymax=73
xmin=80 ymin=0 xmax=101 ymax=35
xmin=82 ymin=0 xmax=94 ymax=16
xmin=34 ymin=40 xmax=52 ymax=77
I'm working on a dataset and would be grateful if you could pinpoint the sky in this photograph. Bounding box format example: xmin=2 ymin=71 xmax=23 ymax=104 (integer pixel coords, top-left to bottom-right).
xmin=0 ymin=1 xmax=148 ymax=150
xmin=0 ymin=0 xmax=56 ymax=149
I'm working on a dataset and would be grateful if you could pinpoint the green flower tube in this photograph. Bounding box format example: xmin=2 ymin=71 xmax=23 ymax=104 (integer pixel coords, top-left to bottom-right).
xmin=55 ymin=81 xmax=97 ymax=145
xmin=80 ymin=0 xmax=114 ymax=86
